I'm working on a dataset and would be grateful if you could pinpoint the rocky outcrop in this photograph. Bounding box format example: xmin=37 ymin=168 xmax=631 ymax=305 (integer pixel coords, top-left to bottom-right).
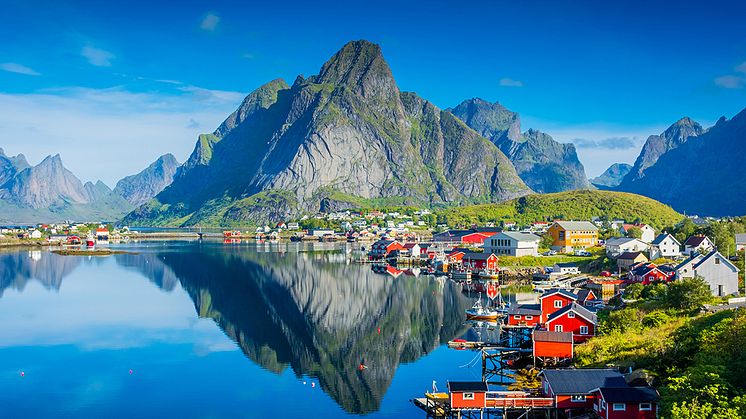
xmin=449 ymin=98 xmax=592 ymax=193
xmin=591 ymin=163 xmax=632 ymax=188
xmin=616 ymin=109 xmax=746 ymax=216
xmin=114 ymin=154 xmax=180 ymax=207
xmin=124 ymin=40 xmax=531 ymax=226
xmin=621 ymin=117 xmax=704 ymax=185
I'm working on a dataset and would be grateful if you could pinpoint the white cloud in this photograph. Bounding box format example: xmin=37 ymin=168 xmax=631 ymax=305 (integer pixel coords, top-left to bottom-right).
xmin=81 ymin=46 xmax=115 ymax=67
xmin=714 ymin=74 xmax=744 ymax=89
xmin=0 ymin=62 xmax=40 ymax=76
xmin=0 ymin=85 xmax=245 ymax=185
xmin=734 ymin=61 xmax=746 ymax=74
xmin=499 ymin=77 xmax=523 ymax=87
xmin=200 ymin=13 xmax=220 ymax=31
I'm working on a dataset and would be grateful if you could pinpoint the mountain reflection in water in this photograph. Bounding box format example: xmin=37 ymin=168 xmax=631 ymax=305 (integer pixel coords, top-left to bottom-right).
xmin=0 ymin=243 xmax=472 ymax=414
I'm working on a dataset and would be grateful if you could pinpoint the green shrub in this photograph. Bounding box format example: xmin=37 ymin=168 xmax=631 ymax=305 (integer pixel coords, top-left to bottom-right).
xmin=642 ymin=311 xmax=671 ymax=328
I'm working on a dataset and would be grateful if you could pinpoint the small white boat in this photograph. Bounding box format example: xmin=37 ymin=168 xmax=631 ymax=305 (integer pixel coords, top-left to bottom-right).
xmin=465 ymin=295 xmax=499 ymax=320
xmin=451 ymin=269 xmax=472 ymax=281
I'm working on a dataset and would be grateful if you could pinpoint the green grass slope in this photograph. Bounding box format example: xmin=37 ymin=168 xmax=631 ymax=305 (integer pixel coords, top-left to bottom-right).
xmin=438 ymin=190 xmax=684 ymax=230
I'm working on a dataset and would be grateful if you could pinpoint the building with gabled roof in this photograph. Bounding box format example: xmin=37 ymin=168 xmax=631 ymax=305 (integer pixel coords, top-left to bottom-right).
xmin=548 ymin=221 xmax=599 ymax=252
xmin=649 ymin=233 xmax=681 ymax=259
xmin=615 ymin=251 xmax=649 ymax=271
xmin=483 ymin=231 xmax=540 ymax=257
xmin=545 ymin=302 xmax=597 ymax=342
xmin=590 ymin=386 xmax=659 ymax=419
xmin=683 ymin=235 xmax=715 ymax=256
xmin=540 ymin=368 xmax=627 ymax=411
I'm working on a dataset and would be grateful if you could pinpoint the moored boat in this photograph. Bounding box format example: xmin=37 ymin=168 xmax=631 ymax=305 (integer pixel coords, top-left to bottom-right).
xmin=465 ymin=296 xmax=499 ymax=320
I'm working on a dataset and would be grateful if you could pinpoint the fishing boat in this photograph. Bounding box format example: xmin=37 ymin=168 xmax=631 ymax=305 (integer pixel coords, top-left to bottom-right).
xmin=450 ymin=268 xmax=472 ymax=281
xmin=465 ymin=295 xmax=499 ymax=320
xmin=478 ymin=269 xmax=500 ymax=279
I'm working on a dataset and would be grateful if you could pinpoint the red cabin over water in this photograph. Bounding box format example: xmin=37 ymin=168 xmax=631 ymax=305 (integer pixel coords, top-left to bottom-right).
xmin=448 ymin=381 xmax=488 ymax=409
xmin=533 ymin=330 xmax=574 ymax=359
xmin=507 ymin=304 xmax=542 ymax=327
xmin=461 ymin=252 xmax=499 ymax=271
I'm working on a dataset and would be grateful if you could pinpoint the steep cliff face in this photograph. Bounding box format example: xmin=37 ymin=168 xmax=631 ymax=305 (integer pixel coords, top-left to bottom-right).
xmin=0 ymin=148 xmax=30 ymax=186
xmin=124 ymin=40 xmax=530 ymax=226
xmin=616 ymin=109 xmax=746 ymax=216
xmin=621 ymin=117 xmax=704 ymax=185
xmin=591 ymin=163 xmax=632 ymax=188
xmin=114 ymin=154 xmax=180 ymax=207
xmin=449 ymin=98 xmax=592 ymax=193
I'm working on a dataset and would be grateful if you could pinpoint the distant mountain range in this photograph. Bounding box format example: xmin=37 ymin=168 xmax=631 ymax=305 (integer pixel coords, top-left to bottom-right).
xmin=591 ymin=163 xmax=632 ymax=188
xmin=0 ymin=149 xmax=179 ymax=224
xmin=615 ymin=110 xmax=746 ymax=216
xmin=449 ymin=98 xmax=592 ymax=193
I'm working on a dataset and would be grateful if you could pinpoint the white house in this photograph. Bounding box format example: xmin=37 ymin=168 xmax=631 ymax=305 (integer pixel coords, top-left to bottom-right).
xmin=683 ymin=235 xmax=715 ymax=256
xmin=736 ymin=233 xmax=746 ymax=252
xmin=677 ymin=250 xmax=739 ymax=297
xmin=619 ymin=224 xmax=656 ymax=243
xmin=29 ymin=230 xmax=42 ymax=239
xmin=605 ymin=237 xmax=649 ymax=258
xmin=483 ymin=232 xmax=540 ymax=257
xmin=309 ymin=228 xmax=335 ymax=237
xmin=287 ymin=222 xmax=300 ymax=230
xmin=649 ymin=233 xmax=681 ymax=259
xmin=553 ymin=262 xmax=580 ymax=275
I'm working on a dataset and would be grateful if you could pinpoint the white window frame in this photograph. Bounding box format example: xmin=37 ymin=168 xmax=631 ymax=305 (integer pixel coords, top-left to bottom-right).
xmin=514 ymin=315 xmax=522 ymax=320
xmin=568 ymin=312 xmax=576 ymax=318
xmin=570 ymin=395 xmax=586 ymax=403
xmin=463 ymin=392 xmax=475 ymax=400
xmin=525 ymin=315 xmax=533 ymax=320
xmin=554 ymin=300 xmax=563 ymax=308
xmin=580 ymin=325 xmax=589 ymax=335
xmin=639 ymin=402 xmax=652 ymax=411
xmin=554 ymin=325 xmax=563 ymax=332
xmin=612 ymin=403 xmax=626 ymax=411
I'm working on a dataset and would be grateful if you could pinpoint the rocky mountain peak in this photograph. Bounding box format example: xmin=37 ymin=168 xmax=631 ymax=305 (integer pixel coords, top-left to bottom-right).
xmin=215 ymin=78 xmax=290 ymax=137
xmin=449 ymin=98 xmax=521 ymax=142
xmin=313 ymin=40 xmax=397 ymax=99
xmin=663 ymin=116 xmax=704 ymax=142
xmin=114 ymin=154 xmax=181 ymax=207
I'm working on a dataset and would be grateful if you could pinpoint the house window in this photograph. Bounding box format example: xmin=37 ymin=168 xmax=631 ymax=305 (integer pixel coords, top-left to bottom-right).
xmin=570 ymin=395 xmax=586 ymax=402
xmin=612 ymin=403 xmax=626 ymax=411
xmin=525 ymin=315 xmax=533 ymax=320
xmin=554 ymin=300 xmax=563 ymax=308
xmin=514 ymin=315 xmax=522 ymax=320
xmin=580 ymin=326 xmax=589 ymax=335
xmin=715 ymin=257 xmax=720 ymax=265
xmin=554 ymin=325 xmax=563 ymax=332
xmin=640 ymin=403 xmax=652 ymax=411
xmin=568 ymin=312 xmax=576 ymax=318
xmin=463 ymin=392 xmax=475 ymax=400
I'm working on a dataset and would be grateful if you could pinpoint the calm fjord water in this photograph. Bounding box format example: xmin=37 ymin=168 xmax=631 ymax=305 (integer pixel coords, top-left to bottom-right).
xmin=0 ymin=241 xmax=490 ymax=418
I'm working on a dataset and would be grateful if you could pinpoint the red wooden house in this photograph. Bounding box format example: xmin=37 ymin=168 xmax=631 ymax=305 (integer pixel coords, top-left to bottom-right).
xmin=627 ymin=262 xmax=675 ymax=285
xmin=432 ymin=230 xmax=497 ymax=245
xmin=545 ymin=303 xmax=597 ymax=343
xmin=533 ymin=330 xmax=574 ymax=360
xmin=539 ymin=289 xmax=578 ymax=323
xmin=369 ymin=239 xmax=405 ymax=258
xmin=507 ymin=304 xmax=542 ymax=327
xmin=590 ymin=386 xmax=659 ymax=419
xmin=447 ymin=381 xmax=488 ymax=409
xmin=461 ymin=252 xmax=499 ymax=271
xmin=540 ymin=369 xmax=626 ymax=413
xmin=576 ymin=289 xmax=602 ymax=309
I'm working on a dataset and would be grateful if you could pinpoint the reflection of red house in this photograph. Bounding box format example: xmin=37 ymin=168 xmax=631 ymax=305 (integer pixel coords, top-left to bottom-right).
xmin=545 ymin=303 xmax=597 ymax=343
xmin=507 ymin=304 xmax=542 ymax=327
xmin=533 ymin=330 xmax=574 ymax=359
xmin=369 ymin=240 xmax=405 ymax=258
xmin=539 ymin=289 xmax=578 ymax=323
xmin=461 ymin=252 xmax=498 ymax=271
xmin=448 ymin=382 xmax=488 ymax=409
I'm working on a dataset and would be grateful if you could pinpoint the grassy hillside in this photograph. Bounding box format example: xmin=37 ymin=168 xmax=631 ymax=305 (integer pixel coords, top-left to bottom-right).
xmin=438 ymin=190 xmax=684 ymax=230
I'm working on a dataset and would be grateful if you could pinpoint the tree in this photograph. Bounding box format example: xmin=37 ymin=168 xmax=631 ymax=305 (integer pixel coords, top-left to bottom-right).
xmin=627 ymin=226 xmax=643 ymax=239
xmin=624 ymin=283 xmax=644 ymax=300
xmin=675 ymin=218 xmax=697 ymax=244
xmin=666 ymin=277 xmax=713 ymax=310
xmin=600 ymin=308 xmax=641 ymax=334
xmin=539 ymin=233 xmax=554 ymax=250
xmin=642 ymin=283 xmax=667 ymax=300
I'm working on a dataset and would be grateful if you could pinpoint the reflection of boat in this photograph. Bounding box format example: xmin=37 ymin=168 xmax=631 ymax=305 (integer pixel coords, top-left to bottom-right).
xmin=478 ymin=269 xmax=500 ymax=279
xmin=465 ymin=295 xmax=498 ymax=320
xmin=450 ymin=269 xmax=472 ymax=281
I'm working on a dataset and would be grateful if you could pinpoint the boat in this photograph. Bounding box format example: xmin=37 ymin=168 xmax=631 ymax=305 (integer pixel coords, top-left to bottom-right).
xmin=85 ymin=235 xmax=95 ymax=247
xmin=479 ymin=269 xmax=500 ymax=279
xmin=289 ymin=234 xmax=304 ymax=242
xmin=465 ymin=295 xmax=499 ymax=320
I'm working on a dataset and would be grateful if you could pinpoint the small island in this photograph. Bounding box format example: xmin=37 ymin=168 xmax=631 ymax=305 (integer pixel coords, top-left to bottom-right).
xmin=52 ymin=249 xmax=137 ymax=256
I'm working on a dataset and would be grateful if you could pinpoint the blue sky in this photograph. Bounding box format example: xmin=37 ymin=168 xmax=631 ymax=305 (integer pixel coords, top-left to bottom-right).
xmin=1 ymin=0 xmax=745 ymax=184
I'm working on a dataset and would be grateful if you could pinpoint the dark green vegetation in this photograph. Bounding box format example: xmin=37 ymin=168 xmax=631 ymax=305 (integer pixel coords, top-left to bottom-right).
xmin=124 ymin=40 xmax=534 ymax=227
xmin=617 ymin=110 xmax=746 ymax=216
xmin=576 ymin=278 xmax=746 ymax=418
xmin=438 ymin=190 xmax=684 ymax=230
xmin=449 ymin=98 xmax=592 ymax=193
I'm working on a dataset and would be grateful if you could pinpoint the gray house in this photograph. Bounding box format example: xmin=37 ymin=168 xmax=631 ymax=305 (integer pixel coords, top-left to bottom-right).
xmin=676 ymin=250 xmax=739 ymax=297
xmin=483 ymin=231 xmax=540 ymax=256
xmin=649 ymin=233 xmax=681 ymax=259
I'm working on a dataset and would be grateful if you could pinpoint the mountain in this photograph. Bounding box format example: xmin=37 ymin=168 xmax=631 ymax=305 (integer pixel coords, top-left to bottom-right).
xmin=439 ymin=189 xmax=683 ymax=230
xmin=114 ymin=153 xmax=180 ymax=207
xmin=124 ymin=41 xmax=531 ymax=227
xmin=591 ymin=163 xmax=632 ymax=188
xmin=0 ymin=148 xmax=30 ymax=186
xmin=0 ymin=154 xmax=133 ymax=223
xmin=621 ymin=117 xmax=704 ymax=185
xmin=616 ymin=109 xmax=746 ymax=216
xmin=449 ymin=98 xmax=592 ymax=193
